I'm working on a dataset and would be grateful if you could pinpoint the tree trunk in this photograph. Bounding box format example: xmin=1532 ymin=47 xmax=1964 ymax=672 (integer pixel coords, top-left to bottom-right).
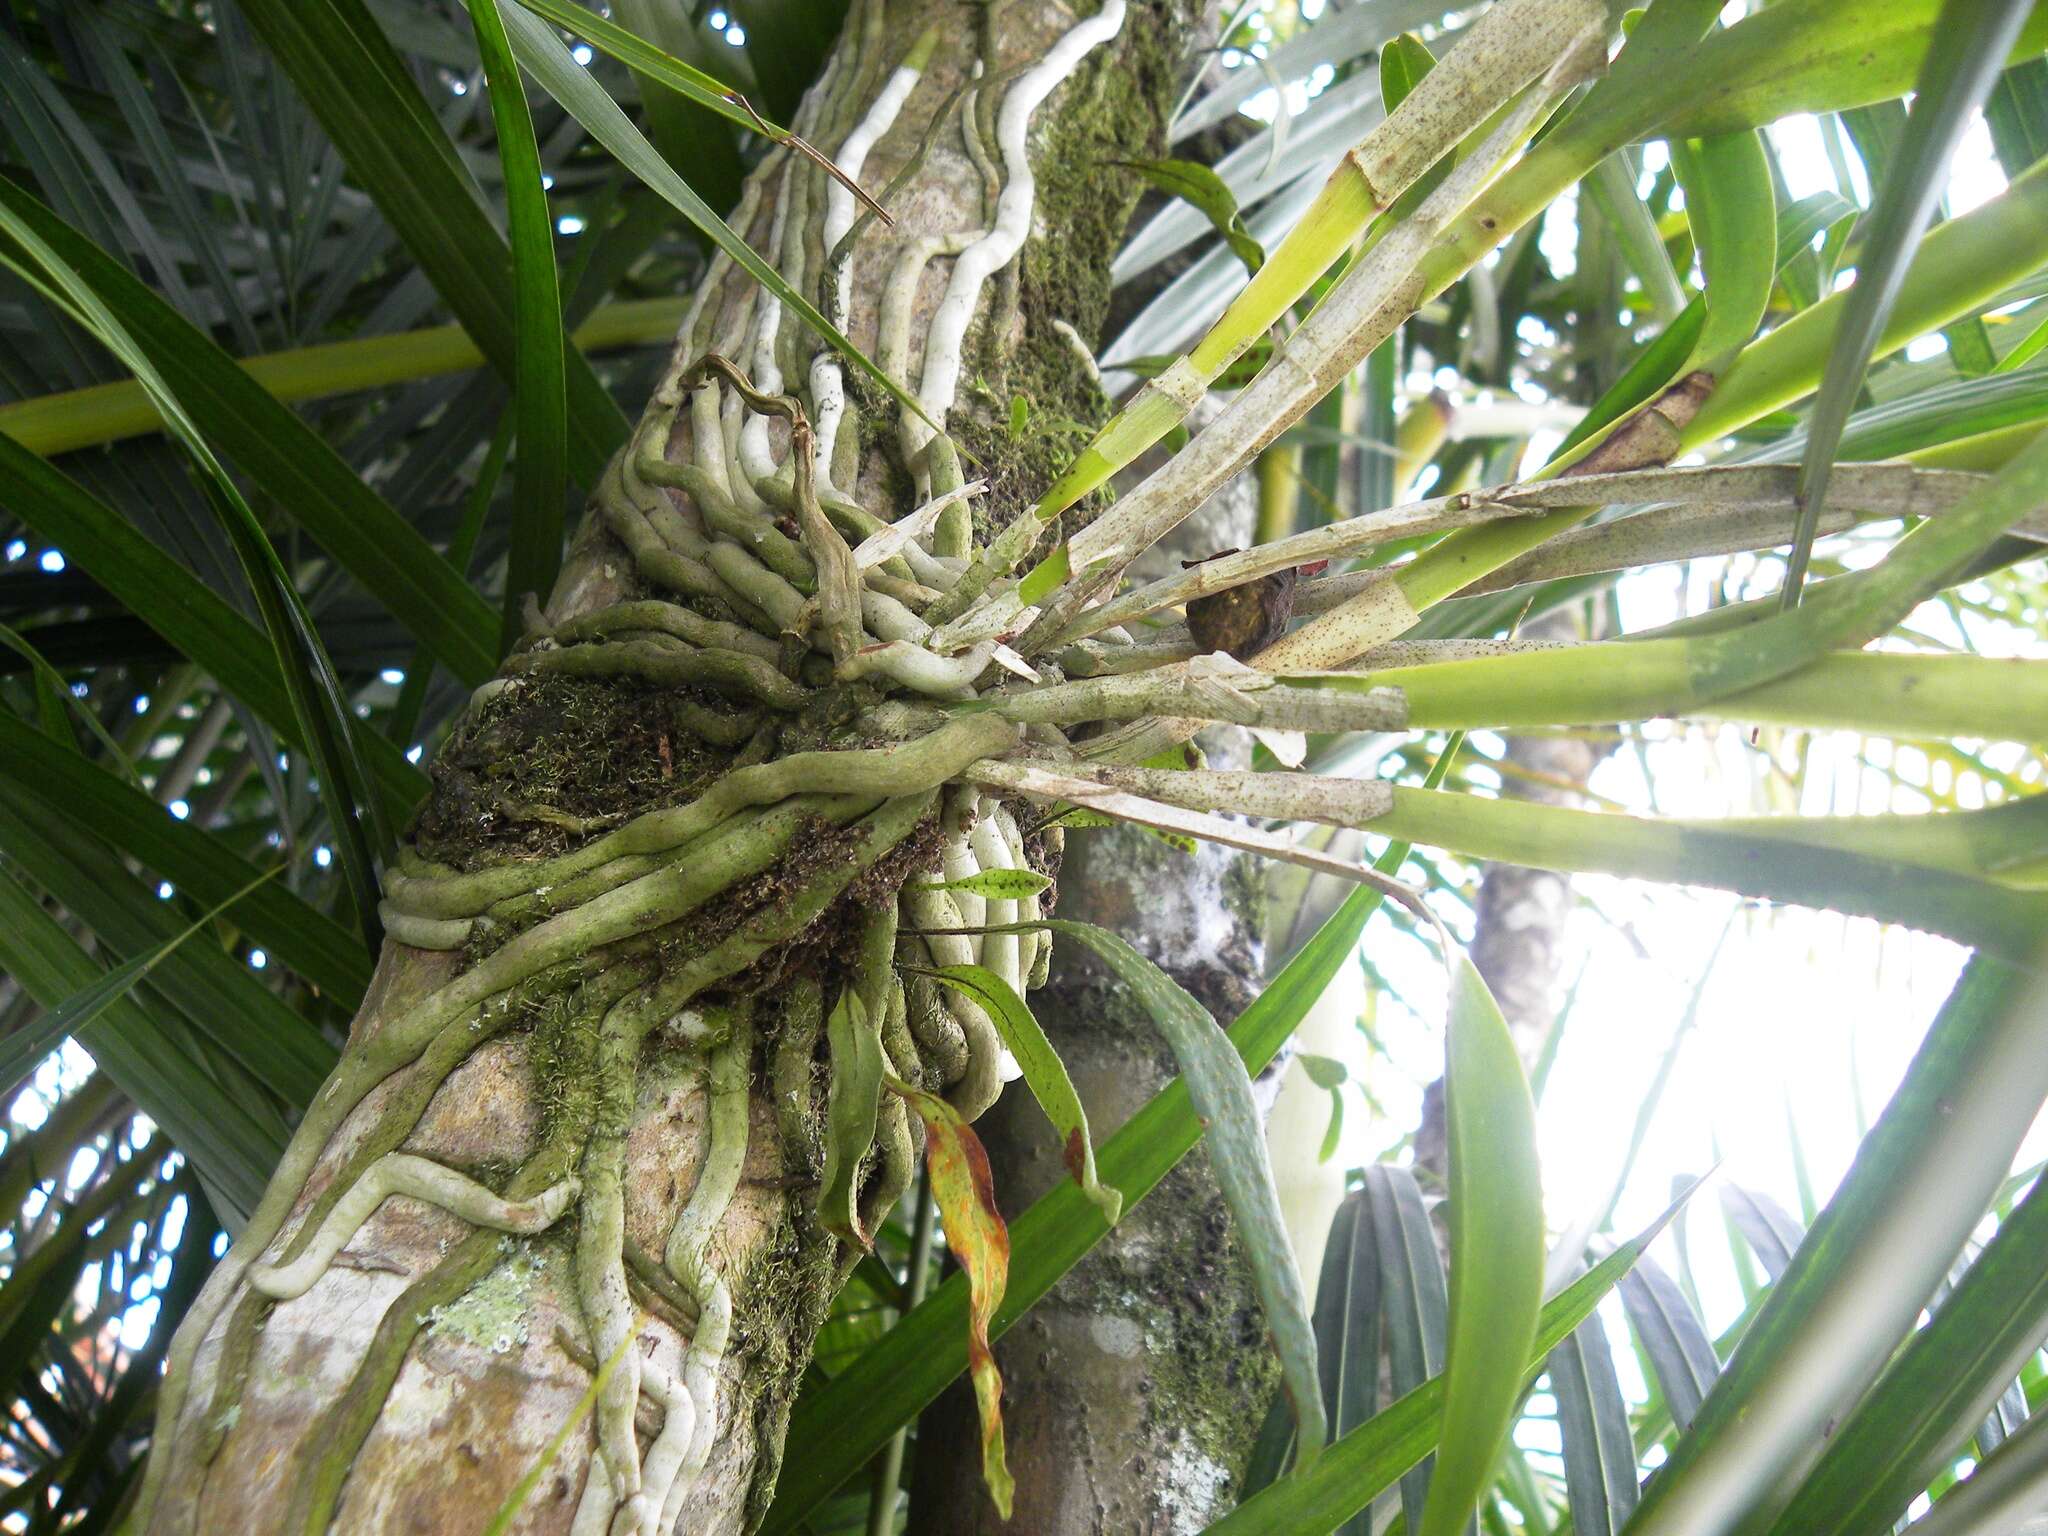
xmin=133 ymin=0 xmax=1187 ymax=1530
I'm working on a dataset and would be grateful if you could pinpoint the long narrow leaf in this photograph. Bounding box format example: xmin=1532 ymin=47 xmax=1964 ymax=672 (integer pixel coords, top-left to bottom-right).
xmin=1367 ymin=1163 xmax=1451 ymax=1533
xmin=1418 ymin=956 xmax=1545 ymax=1536
xmin=1203 ymin=1189 xmax=1700 ymax=1536
xmin=1320 ymin=1187 xmax=1384 ymax=1527
xmin=1719 ymin=1184 xmax=1805 ymax=1284
xmin=887 ymin=1074 xmax=1015 ymax=1518
xmin=1046 ymin=917 xmax=1327 ymax=1463
xmin=1617 ymin=1254 xmax=1721 ymax=1434
xmin=1549 ymin=1312 xmax=1639 ymax=1536
xmin=468 ymin=0 xmax=569 ymax=652
xmin=925 ymin=964 xmax=1121 ymax=1224
xmin=509 ymin=0 xmax=777 ymax=135
xmin=1782 ymin=0 xmax=2039 ymax=606
xmin=1766 ymin=1168 xmax=2048 ymax=1536
xmin=1669 ymin=129 xmax=1776 ymax=378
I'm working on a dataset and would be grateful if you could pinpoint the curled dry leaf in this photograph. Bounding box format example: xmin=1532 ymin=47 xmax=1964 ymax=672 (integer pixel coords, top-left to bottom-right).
xmin=886 ymin=1072 xmax=1016 ymax=1518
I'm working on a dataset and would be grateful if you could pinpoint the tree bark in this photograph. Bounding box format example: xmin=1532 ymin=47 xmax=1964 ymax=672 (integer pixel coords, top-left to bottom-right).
xmin=134 ymin=0 xmax=1192 ymax=1530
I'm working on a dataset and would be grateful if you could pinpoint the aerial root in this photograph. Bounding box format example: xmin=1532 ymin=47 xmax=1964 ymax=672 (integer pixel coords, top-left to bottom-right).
xmin=578 ymin=994 xmax=655 ymax=1506
xmin=246 ymin=1155 xmax=580 ymax=1301
xmin=903 ymin=966 xmax=971 ymax=1087
xmin=555 ymin=795 xmax=931 ymax=1522
xmin=838 ymin=637 xmax=996 ymax=697
xmin=571 ymin=1007 xmax=753 ymax=1536
xmin=507 ymin=636 xmax=810 ymax=712
xmin=381 ymin=716 xmax=1018 ymax=926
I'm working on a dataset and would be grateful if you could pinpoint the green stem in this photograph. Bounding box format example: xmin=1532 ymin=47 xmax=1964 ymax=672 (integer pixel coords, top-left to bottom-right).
xmin=1368 ymin=645 xmax=2048 ymax=744
xmin=867 ymin=1170 xmax=935 ymax=1536
xmin=0 ymin=299 xmax=688 ymax=457
xmin=1372 ymin=786 xmax=2048 ymax=960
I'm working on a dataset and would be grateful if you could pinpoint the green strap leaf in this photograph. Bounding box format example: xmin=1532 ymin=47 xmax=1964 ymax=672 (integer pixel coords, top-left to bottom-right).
xmin=1616 ymin=1253 xmax=1721 ymax=1433
xmin=1417 ymin=955 xmax=1545 ymax=1536
xmin=1365 ymin=1163 xmax=1452 ymax=1532
xmin=1782 ymin=0 xmax=2039 ymax=608
xmin=1202 ymin=1187 xmax=1700 ymax=1535
xmin=1549 ymin=1312 xmax=1639 ymax=1536
xmin=510 ymin=0 xmax=780 ymax=137
xmin=1764 ymin=1163 xmax=2048 ymax=1536
xmin=1110 ymin=158 xmax=1265 ymax=276
xmin=1317 ymin=1186 xmax=1385 ymax=1531
xmin=1658 ymin=0 xmax=2048 ymax=139
xmin=1669 ymin=130 xmax=1776 ymax=379
xmin=467 ymin=0 xmax=569 ymax=653
xmin=818 ymin=989 xmax=886 ymax=1246
xmin=924 ymin=963 xmax=1122 ymax=1225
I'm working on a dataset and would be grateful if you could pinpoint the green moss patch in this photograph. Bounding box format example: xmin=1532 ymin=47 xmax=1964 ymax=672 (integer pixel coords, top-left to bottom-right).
xmin=410 ymin=675 xmax=739 ymax=869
